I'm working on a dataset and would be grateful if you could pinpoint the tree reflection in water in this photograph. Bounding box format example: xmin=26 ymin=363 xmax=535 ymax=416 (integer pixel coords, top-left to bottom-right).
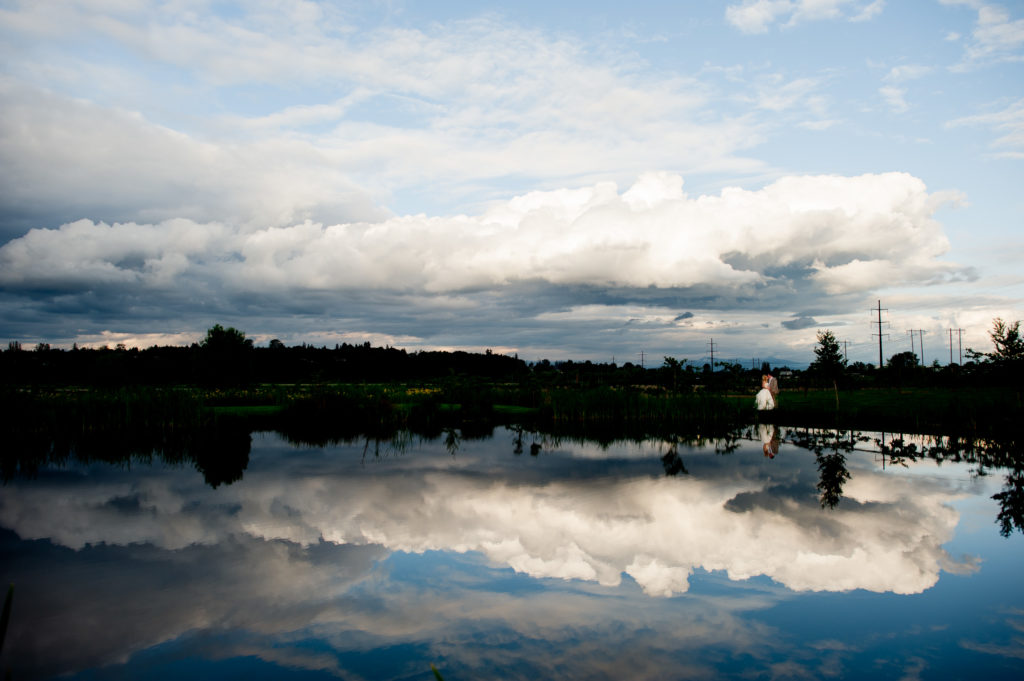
xmin=777 ymin=426 xmax=1024 ymax=532
xmin=785 ymin=428 xmax=869 ymax=509
xmin=994 ymin=468 xmax=1024 ymax=537
xmin=873 ymin=432 xmax=1024 ymax=536
xmin=660 ymin=443 xmax=688 ymax=476
xmin=191 ymin=424 xmax=251 ymax=488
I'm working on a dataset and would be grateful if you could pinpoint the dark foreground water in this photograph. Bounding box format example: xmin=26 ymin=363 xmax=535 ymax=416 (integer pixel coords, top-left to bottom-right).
xmin=2 ymin=425 xmax=1023 ymax=680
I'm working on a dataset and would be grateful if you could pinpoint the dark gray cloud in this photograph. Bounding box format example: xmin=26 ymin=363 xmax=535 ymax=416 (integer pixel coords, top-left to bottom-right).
xmin=782 ymin=315 xmax=819 ymax=330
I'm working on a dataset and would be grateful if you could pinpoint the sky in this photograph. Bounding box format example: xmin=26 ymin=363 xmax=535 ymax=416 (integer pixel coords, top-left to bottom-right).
xmin=0 ymin=0 xmax=1022 ymax=367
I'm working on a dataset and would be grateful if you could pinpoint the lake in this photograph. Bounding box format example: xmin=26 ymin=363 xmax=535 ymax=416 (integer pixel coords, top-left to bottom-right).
xmin=2 ymin=424 xmax=1023 ymax=680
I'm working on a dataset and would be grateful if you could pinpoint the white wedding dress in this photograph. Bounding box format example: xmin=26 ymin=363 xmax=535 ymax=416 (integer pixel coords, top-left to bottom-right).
xmin=756 ymin=387 xmax=774 ymax=410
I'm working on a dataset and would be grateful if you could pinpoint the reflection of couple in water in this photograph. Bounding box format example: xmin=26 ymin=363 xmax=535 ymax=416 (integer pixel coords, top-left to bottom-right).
xmin=756 ymin=372 xmax=779 ymax=411
xmin=758 ymin=423 xmax=781 ymax=458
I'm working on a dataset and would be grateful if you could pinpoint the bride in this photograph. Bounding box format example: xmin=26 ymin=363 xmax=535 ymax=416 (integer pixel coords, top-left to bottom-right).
xmin=756 ymin=374 xmax=775 ymax=410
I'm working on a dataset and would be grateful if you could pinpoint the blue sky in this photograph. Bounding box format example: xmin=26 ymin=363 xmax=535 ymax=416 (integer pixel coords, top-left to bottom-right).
xmin=0 ymin=0 xmax=1021 ymax=366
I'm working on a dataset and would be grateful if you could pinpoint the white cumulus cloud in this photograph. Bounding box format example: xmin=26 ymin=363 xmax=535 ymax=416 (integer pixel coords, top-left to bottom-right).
xmin=0 ymin=172 xmax=965 ymax=298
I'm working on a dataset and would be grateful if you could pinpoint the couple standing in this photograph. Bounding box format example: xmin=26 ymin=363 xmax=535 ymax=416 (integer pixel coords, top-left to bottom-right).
xmin=756 ymin=372 xmax=779 ymax=410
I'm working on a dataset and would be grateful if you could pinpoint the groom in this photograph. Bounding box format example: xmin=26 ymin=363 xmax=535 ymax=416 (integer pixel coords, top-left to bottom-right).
xmin=766 ymin=372 xmax=780 ymax=407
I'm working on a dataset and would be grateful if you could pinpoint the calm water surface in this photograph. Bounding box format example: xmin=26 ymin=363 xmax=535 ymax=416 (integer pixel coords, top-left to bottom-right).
xmin=2 ymin=425 xmax=1022 ymax=680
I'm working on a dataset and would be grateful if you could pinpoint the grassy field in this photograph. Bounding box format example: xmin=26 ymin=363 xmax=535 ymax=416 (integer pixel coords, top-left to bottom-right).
xmin=2 ymin=382 xmax=1020 ymax=441
xmin=734 ymin=386 xmax=1022 ymax=435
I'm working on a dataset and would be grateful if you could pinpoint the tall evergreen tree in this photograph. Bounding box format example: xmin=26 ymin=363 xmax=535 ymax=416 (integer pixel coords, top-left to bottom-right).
xmin=809 ymin=329 xmax=847 ymax=384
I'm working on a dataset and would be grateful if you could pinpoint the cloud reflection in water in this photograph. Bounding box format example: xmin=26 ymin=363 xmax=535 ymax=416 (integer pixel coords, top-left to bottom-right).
xmin=2 ymin=431 xmax=977 ymax=595
xmin=0 ymin=429 xmax=992 ymax=679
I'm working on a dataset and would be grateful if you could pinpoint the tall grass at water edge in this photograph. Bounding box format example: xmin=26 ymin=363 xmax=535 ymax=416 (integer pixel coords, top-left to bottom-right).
xmin=524 ymin=387 xmax=747 ymax=434
xmin=751 ymin=386 xmax=1022 ymax=436
xmin=3 ymin=382 xmax=1019 ymax=453
xmin=0 ymin=387 xmax=216 ymax=480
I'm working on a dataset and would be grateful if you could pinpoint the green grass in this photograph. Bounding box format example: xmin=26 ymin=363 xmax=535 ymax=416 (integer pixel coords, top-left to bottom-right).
xmin=734 ymin=386 xmax=1022 ymax=435
xmin=3 ymin=383 xmax=1020 ymax=447
xmin=209 ymin=405 xmax=285 ymax=416
xmin=494 ymin=404 xmax=538 ymax=415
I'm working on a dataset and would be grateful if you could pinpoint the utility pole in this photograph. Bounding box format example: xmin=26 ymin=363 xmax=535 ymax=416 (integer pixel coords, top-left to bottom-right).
xmin=950 ymin=328 xmax=964 ymax=365
xmin=639 ymin=350 xmax=645 ymax=369
xmin=707 ymin=338 xmax=717 ymax=372
xmin=872 ymin=300 xmax=889 ymax=367
xmin=907 ymin=329 xmax=926 ymax=365
xmin=842 ymin=340 xmax=848 ymax=363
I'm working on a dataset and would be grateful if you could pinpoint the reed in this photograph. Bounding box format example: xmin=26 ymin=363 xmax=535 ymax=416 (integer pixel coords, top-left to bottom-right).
xmin=761 ymin=386 xmax=1021 ymax=435
xmin=535 ymin=387 xmax=746 ymax=428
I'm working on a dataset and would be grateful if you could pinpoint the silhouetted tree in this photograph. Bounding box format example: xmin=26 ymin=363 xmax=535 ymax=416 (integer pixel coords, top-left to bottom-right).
xmin=887 ymin=351 xmax=920 ymax=388
xmin=662 ymin=356 xmax=686 ymax=391
xmin=968 ymin=318 xmax=1024 ymax=387
xmin=808 ymin=330 xmax=846 ymax=385
xmin=970 ymin=318 xmax=1023 ymax=363
xmin=201 ymin=324 xmax=253 ymax=353
xmin=200 ymin=324 xmax=254 ymax=385
xmin=887 ymin=351 xmax=918 ymax=372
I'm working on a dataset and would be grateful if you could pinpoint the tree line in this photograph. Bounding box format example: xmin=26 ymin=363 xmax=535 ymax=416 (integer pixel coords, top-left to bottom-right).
xmin=805 ymin=318 xmax=1024 ymax=390
xmin=2 ymin=319 xmax=1021 ymax=390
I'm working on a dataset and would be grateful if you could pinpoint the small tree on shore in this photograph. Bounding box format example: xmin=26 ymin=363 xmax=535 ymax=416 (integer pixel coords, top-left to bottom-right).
xmin=809 ymin=330 xmax=846 ymax=382
xmin=662 ymin=356 xmax=687 ymax=392
xmin=808 ymin=330 xmax=847 ymax=406
xmin=969 ymin=318 xmax=1023 ymax=364
xmin=968 ymin=318 xmax=1024 ymax=387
